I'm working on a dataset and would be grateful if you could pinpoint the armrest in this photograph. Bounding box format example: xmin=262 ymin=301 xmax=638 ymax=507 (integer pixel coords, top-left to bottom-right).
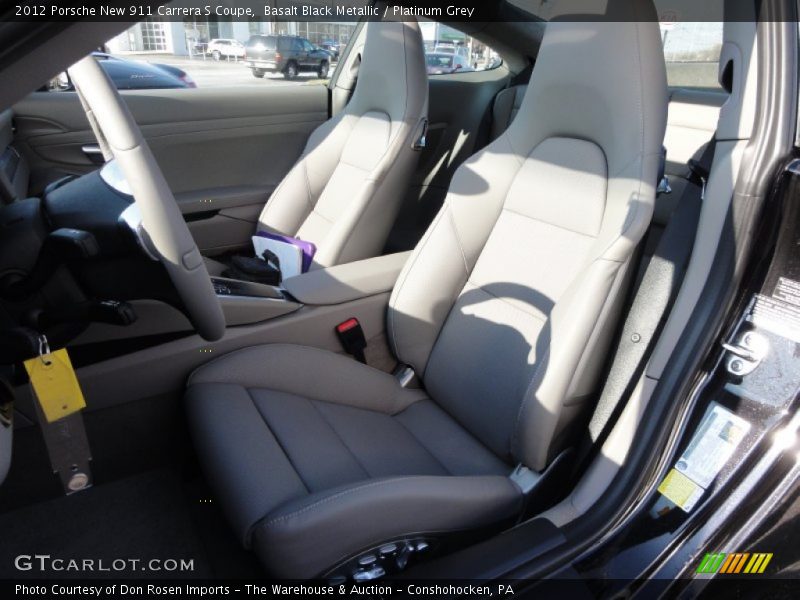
xmin=282 ymin=251 xmax=411 ymax=305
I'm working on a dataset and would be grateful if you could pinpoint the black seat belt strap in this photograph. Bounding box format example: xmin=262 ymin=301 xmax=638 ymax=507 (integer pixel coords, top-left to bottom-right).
xmin=686 ymin=138 xmax=717 ymax=199
xmin=577 ymin=140 xmax=715 ymax=473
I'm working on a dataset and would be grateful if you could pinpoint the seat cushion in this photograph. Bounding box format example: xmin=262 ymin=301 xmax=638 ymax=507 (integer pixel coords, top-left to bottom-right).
xmin=186 ymin=344 xmax=520 ymax=577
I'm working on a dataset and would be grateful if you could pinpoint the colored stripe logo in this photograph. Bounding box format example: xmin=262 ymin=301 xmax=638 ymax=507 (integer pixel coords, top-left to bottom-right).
xmin=697 ymin=552 xmax=773 ymax=574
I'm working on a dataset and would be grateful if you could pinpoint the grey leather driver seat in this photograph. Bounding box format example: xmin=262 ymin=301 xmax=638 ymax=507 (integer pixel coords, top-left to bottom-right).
xmin=187 ymin=1 xmax=667 ymax=578
xmin=206 ymin=19 xmax=428 ymax=272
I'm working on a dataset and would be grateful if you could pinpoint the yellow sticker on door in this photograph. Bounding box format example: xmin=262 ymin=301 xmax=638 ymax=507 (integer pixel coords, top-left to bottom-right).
xmin=23 ymin=348 xmax=86 ymax=423
xmin=657 ymin=468 xmax=704 ymax=511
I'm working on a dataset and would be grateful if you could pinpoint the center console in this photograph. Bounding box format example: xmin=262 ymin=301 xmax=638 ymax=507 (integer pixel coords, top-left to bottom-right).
xmin=209 ymin=275 xmax=301 ymax=326
xmin=211 ymin=276 xmax=286 ymax=300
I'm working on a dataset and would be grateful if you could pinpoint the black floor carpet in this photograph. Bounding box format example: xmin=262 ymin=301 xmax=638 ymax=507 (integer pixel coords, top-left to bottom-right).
xmin=0 ymin=391 xmax=263 ymax=580
xmin=0 ymin=469 xmax=262 ymax=579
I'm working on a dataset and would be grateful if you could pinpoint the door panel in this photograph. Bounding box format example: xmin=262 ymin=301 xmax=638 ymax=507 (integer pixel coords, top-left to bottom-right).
xmin=12 ymin=85 xmax=328 ymax=252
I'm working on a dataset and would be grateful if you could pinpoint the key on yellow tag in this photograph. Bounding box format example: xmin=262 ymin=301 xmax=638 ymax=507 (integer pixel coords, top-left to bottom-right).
xmin=24 ymin=346 xmax=86 ymax=423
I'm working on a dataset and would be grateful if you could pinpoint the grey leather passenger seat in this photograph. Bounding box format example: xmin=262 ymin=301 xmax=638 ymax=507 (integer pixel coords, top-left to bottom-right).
xmin=207 ymin=20 xmax=428 ymax=271
xmin=187 ymin=1 xmax=667 ymax=579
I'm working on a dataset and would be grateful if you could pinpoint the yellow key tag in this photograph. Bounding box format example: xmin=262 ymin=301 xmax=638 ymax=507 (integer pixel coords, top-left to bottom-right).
xmin=24 ymin=348 xmax=86 ymax=423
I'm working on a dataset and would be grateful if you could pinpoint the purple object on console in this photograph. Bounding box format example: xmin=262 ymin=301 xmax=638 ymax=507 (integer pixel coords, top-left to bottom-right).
xmin=255 ymin=231 xmax=317 ymax=273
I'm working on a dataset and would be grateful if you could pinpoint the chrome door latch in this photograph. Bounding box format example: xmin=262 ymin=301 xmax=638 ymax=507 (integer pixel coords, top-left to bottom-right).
xmin=723 ymin=330 xmax=768 ymax=377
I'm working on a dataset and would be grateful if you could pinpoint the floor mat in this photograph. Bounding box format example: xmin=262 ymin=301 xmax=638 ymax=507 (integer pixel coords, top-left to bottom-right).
xmin=0 ymin=469 xmax=259 ymax=579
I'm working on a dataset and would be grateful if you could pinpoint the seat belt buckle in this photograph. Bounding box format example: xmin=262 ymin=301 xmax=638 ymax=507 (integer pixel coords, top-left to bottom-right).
xmin=336 ymin=318 xmax=367 ymax=364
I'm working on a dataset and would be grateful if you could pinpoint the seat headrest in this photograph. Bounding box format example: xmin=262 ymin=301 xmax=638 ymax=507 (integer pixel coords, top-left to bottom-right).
xmin=507 ymin=0 xmax=667 ymax=174
xmin=347 ymin=19 xmax=427 ymax=121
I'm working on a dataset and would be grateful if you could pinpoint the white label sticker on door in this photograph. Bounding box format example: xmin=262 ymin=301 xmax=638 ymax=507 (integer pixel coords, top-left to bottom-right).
xmin=674 ymin=403 xmax=751 ymax=489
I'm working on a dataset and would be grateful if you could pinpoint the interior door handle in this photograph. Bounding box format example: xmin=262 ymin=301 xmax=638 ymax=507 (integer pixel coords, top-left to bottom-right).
xmin=81 ymin=144 xmax=104 ymax=165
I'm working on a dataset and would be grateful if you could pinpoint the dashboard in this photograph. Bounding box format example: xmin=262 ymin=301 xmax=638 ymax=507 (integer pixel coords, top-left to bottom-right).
xmin=0 ymin=162 xmax=182 ymax=365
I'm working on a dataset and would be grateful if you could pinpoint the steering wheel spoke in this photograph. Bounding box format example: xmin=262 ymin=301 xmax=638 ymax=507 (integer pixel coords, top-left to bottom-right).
xmin=67 ymin=55 xmax=225 ymax=341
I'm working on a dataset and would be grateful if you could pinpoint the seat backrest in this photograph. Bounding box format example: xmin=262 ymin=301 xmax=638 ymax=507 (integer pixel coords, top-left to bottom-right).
xmin=490 ymin=85 xmax=527 ymax=141
xmin=388 ymin=1 xmax=667 ymax=471
xmin=0 ymin=109 xmax=29 ymax=204
xmin=257 ymin=20 xmax=428 ymax=269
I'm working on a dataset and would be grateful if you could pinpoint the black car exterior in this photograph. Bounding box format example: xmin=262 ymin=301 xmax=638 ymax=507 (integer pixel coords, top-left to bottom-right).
xmin=243 ymin=35 xmax=331 ymax=80
xmin=92 ymin=53 xmax=195 ymax=89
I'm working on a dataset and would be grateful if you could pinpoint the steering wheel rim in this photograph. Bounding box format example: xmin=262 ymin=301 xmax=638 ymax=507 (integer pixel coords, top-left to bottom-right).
xmin=67 ymin=55 xmax=225 ymax=342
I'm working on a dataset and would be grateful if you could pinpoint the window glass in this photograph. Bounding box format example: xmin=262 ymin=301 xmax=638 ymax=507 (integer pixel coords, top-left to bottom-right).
xmin=85 ymin=20 xmax=358 ymax=89
xmin=48 ymin=19 xmax=502 ymax=91
xmin=661 ymin=22 xmax=724 ymax=91
xmin=419 ymin=21 xmax=503 ymax=75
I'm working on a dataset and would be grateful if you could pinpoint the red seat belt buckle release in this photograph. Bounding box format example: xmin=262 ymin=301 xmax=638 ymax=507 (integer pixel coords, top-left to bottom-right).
xmin=335 ymin=318 xmax=367 ymax=364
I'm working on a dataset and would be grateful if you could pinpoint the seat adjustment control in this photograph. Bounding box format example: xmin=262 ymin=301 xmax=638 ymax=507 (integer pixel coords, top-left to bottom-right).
xmin=352 ymin=565 xmax=385 ymax=581
xmin=357 ymin=554 xmax=377 ymax=567
xmin=326 ymin=537 xmax=436 ymax=583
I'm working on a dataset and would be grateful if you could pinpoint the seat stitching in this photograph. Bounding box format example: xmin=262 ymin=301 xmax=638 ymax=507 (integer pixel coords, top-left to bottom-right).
xmin=260 ymin=476 xmax=426 ymax=529
xmin=309 ymin=207 xmax=335 ymax=224
xmin=257 ymin=161 xmax=296 ymax=226
xmin=307 ymin=399 xmax=372 ymax=479
xmin=464 ymin=280 xmax=550 ymax=322
xmin=510 ymin=344 xmax=551 ymax=459
xmin=501 ymin=206 xmax=597 ymax=239
xmin=337 ymin=157 xmax=374 ymax=171
xmin=301 ymin=160 xmax=315 ymax=213
xmin=388 ymin=207 xmax=448 ymax=366
xmin=595 ymin=152 xmax=661 ymax=261
xmin=446 ymin=203 xmax=471 ymax=278
xmin=245 ymin=387 xmax=311 ymax=494
xmin=391 ymin=411 xmax=452 ymax=476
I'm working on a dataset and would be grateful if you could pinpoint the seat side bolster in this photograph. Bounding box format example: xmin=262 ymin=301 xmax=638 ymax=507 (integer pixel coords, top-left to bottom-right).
xmin=257 ymin=114 xmax=350 ymax=236
xmin=187 ymin=343 xmax=423 ymax=415
xmin=252 ymin=475 xmax=522 ymax=578
xmin=185 ymin=382 xmax=309 ymax=546
xmin=490 ymin=85 xmax=527 ymax=142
